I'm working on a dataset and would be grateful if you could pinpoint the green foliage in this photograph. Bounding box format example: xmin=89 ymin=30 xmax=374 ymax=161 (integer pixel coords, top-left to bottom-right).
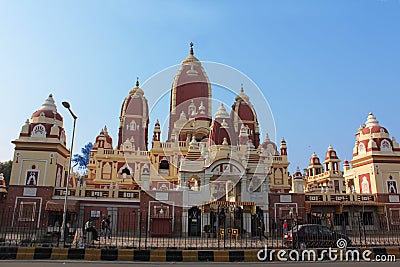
xmin=0 ymin=160 xmax=12 ymax=187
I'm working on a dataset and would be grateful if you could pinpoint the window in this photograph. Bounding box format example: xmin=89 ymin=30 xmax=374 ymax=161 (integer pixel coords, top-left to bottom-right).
xmin=159 ymin=160 xmax=169 ymax=170
xmin=390 ymin=209 xmax=400 ymax=225
xmin=90 ymin=210 xmax=101 ymax=218
xmin=274 ymin=168 xmax=283 ymax=185
xmin=18 ymin=202 xmax=36 ymax=222
xmin=334 ymin=213 xmax=349 ymax=226
xmin=334 ymin=180 xmax=340 ymax=193
xmin=381 ymin=139 xmax=392 ymax=152
xmin=129 ymin=120 xmax=136 ymax=131
xmin=362 ymin=212 xmax=374 ymax=225
xmin=31 ymin=124 xmax=46 ymax=138
xmin=358 ymin=143 xmax=366 ymax=154
xmin=121 ymin=168 xmax=131 ymax=176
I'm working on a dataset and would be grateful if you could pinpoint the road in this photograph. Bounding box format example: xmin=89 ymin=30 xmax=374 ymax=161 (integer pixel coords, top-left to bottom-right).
xmin=0 ymin=261 xmax=397 ymax=267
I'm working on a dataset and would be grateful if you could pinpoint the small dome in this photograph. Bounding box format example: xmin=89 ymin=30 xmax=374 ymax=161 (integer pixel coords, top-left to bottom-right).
xmin=309 ymin=152 xmax=322 ymax=166
xmin=293 ymin=167 xmax=303 ymax=179
xmin=129 ymin=78 xmax=144 ymax=95
xmin=31 ymin=94 xmax=63 ymax=121
xmin=181 ymin=42 xmax=201 ymax=65
xmin=325 ymin=145 xmax=338 ymax=160
xmin=365 ymin=112 xmax=379 ymax=128
xmin=280 ymin=137 xmax=287 ymax=146
xmin=235 ymin=85 xmax=250 ymax=102
xmin=94 ymin=126 xmax=113 ymax=148
xmin=214 ymin=104 xmax=230 ymax=119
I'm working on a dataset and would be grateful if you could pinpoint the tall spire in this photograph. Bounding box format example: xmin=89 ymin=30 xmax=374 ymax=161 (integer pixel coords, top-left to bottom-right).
xmin=190 ymin=42 xmax=194 ymax=55
xmin=136 ymin=77 xmax=140 ymax=87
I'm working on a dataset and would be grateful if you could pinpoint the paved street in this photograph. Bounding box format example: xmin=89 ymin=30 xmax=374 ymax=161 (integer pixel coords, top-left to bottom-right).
xmin=0 ymin=261 xmax=397 ymax=267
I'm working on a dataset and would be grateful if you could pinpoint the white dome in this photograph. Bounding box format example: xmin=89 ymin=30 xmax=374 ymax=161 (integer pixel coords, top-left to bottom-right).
xmin=214 ymin=104 xmax=229 ymax=119
xmin=365 ymin=112 xmax=379 ymax=128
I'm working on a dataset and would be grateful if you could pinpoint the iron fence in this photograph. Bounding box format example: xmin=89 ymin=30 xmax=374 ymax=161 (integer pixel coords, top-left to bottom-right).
xmin=0 ymin=207 xmax=399 ymax=249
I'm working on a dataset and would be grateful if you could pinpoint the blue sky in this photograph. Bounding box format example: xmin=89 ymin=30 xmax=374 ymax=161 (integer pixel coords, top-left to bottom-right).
xmin=1 ymin=0 xmax=399 ymax=174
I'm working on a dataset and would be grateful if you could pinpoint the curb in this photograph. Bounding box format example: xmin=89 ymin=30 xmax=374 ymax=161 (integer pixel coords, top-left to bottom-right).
xmin=0 ymin=247 xmax=398 ymax=262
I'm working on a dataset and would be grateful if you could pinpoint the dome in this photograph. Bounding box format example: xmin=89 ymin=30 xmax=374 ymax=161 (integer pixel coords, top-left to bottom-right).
xmin=235 ymin=85 xmax=250 ymax=102
xmin=94 ymin=126 xmax=113 ymax=149
xmin=260 ymin=134 xmax=277 ymax=148
xmin=325 ymin=145 xmax=339 ymax=160
xmin=214 ymin=104 xmax=230 ymax=119
xmin=181 ymin=42 xmax=201 ymax=65
xmin=231 ymin=86 xmax=256 ymax=121
xmin=129 ymin=79 xmax=144 ymax=96
xmin=365 ymin=112 xmax=379 ymax=127
xmin=361 ymin=126 xmax=388 ymax=135
xmin=360 ymin=112 xmax=388 ymax=135
xmin=293 ymin=167 xmax=303 ymax=179
xmin=309 ymin=152 xmax=322 ymax=166
xmin=31 ymin=94 xmax=63 ymax=121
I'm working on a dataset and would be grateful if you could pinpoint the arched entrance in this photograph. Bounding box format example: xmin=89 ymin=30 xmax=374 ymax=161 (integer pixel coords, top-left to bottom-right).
xmin=188 ymin=206 xmax=201 ymax=237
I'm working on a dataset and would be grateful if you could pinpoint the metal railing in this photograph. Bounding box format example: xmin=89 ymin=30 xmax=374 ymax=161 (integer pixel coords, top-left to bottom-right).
xmin=0 ymin=207 xmax=399 ymax=249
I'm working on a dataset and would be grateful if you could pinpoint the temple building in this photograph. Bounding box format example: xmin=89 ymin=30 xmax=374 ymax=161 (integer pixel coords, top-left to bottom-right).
xmin=3 ymin=44 xmax=399 ymax=239
xmin=4 ymin=44 xmax=290 ymax=237
xmin=294 ymin=113 xmax=400 ymax=231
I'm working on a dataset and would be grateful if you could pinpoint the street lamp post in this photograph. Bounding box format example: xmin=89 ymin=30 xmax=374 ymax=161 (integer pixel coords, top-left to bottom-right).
xmin=60 ymin=101 xmax=77 ymax=246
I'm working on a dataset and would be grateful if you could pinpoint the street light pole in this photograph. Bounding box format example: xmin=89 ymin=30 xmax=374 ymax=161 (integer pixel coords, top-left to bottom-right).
xmin=60 ymin=101 xmax=77 ymax=245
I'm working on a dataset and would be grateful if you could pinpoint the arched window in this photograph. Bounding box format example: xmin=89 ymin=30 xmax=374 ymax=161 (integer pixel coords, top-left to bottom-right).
xmin=159 ymin=160 xmax=169 ymax=170
xmin=129 ymin=120 xmax=136 ymax=131
xmin=381 ymin=139 xmax=392 ymax=152
xmin=121 ymin=168 xmax=130 ymax=175
xmin=358 ymin=142 xmax=366 ymax=154
xmin=31 ymin=124 xmax=46 ymax=138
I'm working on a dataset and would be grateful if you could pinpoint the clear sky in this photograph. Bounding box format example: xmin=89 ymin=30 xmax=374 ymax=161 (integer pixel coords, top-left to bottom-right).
xmin=1 ymin=0 xmax=400 ymax=174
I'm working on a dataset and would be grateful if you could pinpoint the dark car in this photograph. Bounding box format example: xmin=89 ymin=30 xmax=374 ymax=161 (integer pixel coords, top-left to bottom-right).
xmin=283 ymin=224 xmax=351 ymax=249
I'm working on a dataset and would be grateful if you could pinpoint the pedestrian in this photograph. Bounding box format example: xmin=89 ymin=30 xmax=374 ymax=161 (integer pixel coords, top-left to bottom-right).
xmin=85 ymin=218 xmax=99 ymax=241
xmin=101 ymin=215 xmax=111 ymax=239
xmin=259 ymin=219 xmax=268 ymax=240
xmin=283 ymin=219 xmax=288 ymax=235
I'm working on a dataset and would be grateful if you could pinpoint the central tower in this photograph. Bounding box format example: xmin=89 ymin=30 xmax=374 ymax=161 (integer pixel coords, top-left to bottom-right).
xmin=168 ymin=43 xmax=212 ymax=142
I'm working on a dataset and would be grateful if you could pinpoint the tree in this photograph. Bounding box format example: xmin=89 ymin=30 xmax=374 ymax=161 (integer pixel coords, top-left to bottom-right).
xmin=0 ymin=160 xmax=12 ymax=187
xmin=72 ymin=142 xmax=93 ymax=172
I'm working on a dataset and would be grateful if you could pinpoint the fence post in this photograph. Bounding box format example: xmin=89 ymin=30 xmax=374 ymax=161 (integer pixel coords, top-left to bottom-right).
xmin=138 ymin=210 xmax=142 ymax=249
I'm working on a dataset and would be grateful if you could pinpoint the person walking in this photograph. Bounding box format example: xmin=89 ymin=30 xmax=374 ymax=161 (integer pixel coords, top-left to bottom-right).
xmin=85 ymin=218 xmax=99 ymax=241
xmin=101 ymin=215 xmax=111 ymax=239
xmin=283 ymin=219 xmax=288 ymax=235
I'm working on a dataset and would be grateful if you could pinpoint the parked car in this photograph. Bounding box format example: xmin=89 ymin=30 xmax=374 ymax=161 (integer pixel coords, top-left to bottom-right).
xmin=283 ymin=224 xmax=351 ymax=249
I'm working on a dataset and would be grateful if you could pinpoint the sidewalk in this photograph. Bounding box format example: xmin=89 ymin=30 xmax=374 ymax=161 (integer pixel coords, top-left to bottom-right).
xmin=0 ymin=246 xmax=399 ymax=262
